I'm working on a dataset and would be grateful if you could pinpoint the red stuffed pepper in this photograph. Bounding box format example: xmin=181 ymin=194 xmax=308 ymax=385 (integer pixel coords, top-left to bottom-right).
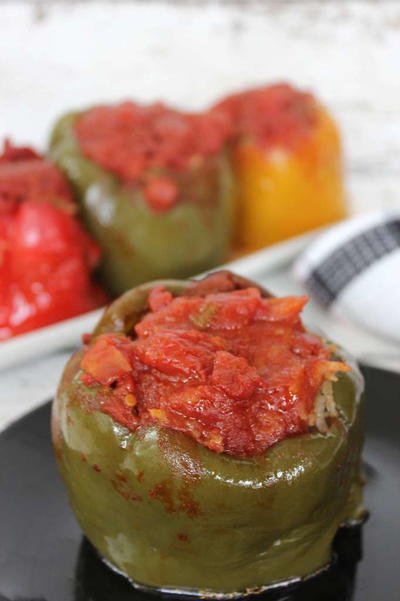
xmin=0 ymin=141 xmax=107 ymax=340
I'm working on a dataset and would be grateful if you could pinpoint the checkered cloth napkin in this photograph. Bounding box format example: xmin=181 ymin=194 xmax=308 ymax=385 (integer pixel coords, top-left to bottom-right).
xmin=293 ymin=211 xmax=400 ymax=344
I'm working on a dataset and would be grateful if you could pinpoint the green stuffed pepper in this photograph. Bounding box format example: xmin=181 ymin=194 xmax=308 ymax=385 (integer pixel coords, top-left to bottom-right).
xmin=49 ymin=102 xmax=235 ymax=296
xmin=52 ymin=270 xmax=365 ymax=598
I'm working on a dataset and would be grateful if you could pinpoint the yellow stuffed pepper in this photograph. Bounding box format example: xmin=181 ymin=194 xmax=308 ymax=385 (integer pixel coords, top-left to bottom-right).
xmin=216 ymin=83 xmax=347 ymax=250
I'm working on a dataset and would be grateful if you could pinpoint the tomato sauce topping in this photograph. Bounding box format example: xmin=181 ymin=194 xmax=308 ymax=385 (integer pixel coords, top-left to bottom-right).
xmin=0 ymin=141 xmax=107 ymax=340
xmin=75 ymin=101 xmax=232 ymax=184
xmin=215 ymin=83 xmax=317 ymax=150
xmin=80 ymin=273 xmax=349 ymax=457
xmin=0 ymin=139 xmax=75 ymax=214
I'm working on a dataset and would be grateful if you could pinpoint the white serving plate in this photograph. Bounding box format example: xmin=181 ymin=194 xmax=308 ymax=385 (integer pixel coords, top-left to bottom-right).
xmin=0 ymin=229 xmax=318 ymax=372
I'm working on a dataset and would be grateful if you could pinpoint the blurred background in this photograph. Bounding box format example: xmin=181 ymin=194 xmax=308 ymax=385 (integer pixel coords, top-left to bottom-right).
xmin=1 ymin=0 xmax=399 ymax=214
xmin=1 ymin=0 xmax=399 ymax=425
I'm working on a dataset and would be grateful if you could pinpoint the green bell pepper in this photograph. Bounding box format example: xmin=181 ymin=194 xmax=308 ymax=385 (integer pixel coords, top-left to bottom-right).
xmin=49 ymin=113 xmax=235 ymax=297
xmin=52 ymin=275 xmax=364 ymax=597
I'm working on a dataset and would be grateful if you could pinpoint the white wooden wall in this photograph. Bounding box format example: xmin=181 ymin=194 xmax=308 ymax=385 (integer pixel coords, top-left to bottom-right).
xmin=0 ymin=1 xmax=399 ymax=214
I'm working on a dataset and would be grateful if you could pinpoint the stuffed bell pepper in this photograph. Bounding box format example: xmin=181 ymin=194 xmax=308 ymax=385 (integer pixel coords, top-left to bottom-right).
xmin=216 ymin=84 xmax=347 ymax=250
xmin=52 ymin=270 xmax=365 ymax=598
xmin=0 ymin=141 xmax=107 ymax=340
xmin=49 ymin=102 xmax=235 ymax=296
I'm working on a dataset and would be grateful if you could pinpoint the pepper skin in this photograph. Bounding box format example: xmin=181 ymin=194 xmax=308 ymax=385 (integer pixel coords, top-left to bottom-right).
xmin=52 ymin=272 xmax=364 ymax=597
xmin=217 ymin=84 xmax=347 ymax=250
xmin=49 ymin=111 xmax=235 ymax=297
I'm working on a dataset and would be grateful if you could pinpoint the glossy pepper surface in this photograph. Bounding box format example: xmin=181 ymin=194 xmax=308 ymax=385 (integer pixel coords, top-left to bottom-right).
xmin=216 ymin=84 xmax=347 ymax=250
xmin=0 ymin=141 xmax=107 ymax=340
xmin=49 ymin=103 xmax=235 ymax=296
xmin=52 ymin=271 xmax=364 ymax=597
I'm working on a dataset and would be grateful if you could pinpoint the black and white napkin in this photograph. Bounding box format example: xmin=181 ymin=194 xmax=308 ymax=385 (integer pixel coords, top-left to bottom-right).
xmin=293 ymin=211 xmax=400 ymax=344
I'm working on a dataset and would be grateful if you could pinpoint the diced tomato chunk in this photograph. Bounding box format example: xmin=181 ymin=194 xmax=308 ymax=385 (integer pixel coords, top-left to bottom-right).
xmin=211 ymin=351 xmax=261 ymax=400
xmin=81 ymin=335 xmax=132 ymax=385
xmin=144 ymin=178 xmax=178 ymax=213
xmin=255 ymin=296 xmax=308 ymax=323
xmin=148 ymin=286 xmax=173 ymax=312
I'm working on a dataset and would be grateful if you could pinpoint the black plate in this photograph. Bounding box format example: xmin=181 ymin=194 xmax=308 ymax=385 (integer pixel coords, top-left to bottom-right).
xmin=0 ymin=366 xmax=399 ymax=601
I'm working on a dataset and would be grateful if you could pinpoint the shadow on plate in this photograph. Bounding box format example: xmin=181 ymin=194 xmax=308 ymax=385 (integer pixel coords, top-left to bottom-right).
xmin=74 ymin=525 xmax=363 ymax=601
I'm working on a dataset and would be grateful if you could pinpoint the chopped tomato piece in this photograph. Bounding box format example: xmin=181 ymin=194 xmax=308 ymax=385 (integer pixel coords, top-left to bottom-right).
xmin=211 ymin=351 xmax=261 ymax=400
xmin=81 ymin=335 xmax=132 ymax=386
xmin=144 ymin=178 xmax=178 ymax=213
xmin=148 ymin=286 xmax=173 ymax=312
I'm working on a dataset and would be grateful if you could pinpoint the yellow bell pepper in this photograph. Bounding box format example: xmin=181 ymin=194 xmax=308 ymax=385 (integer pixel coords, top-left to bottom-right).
xmin=218 ymin=85 xmax=347 ymax=250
